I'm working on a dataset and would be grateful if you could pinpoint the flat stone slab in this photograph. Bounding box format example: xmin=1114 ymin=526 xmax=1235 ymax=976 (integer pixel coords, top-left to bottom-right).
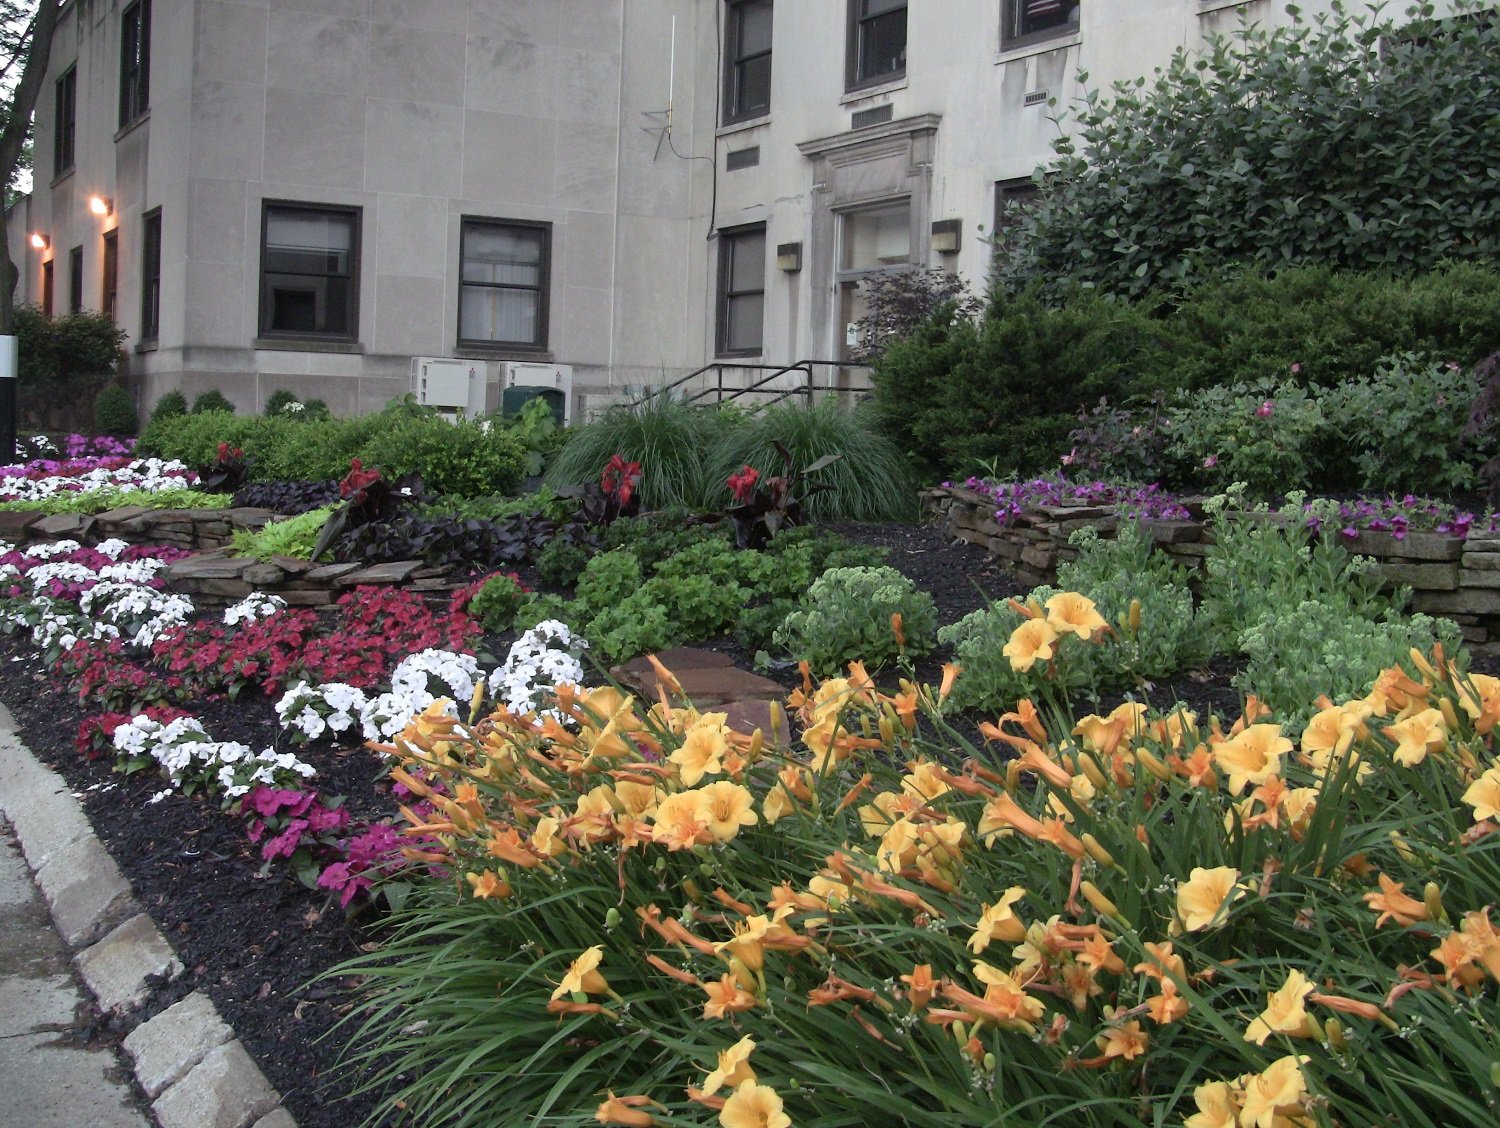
xmin=34 ymin=512 xmax=96 ymax=538
xmin=153 ymin=1041 xmax=281 ymax=1128
xmin=0 ymin=510 xmax=41 ymax=538
xmin=93 ymin=505 xmax=154 ymax=525
xmin=302 ymin=562 xmax=360 ymax=583
xmin=123 ymin=991 xmax=233 ymax=1098
xmin=336 ymin=560 xmax=424 ymax=586
xmin=252 ymin=1110 xmax=299 ymax=1128
xmin=34 ymin=835 xmax=136 ymax=948
xmin=612 ymin=650 xmax=785 ymax=708
xmin=166 ymin=555 xmax=251 ymax=580
xmin=76 ymin=912 xmax=182 ymax=1013
xmin=723 ymin=699 xmax=791 ymax=746
xmin=269 ymin=555 xmax=318 ymax=575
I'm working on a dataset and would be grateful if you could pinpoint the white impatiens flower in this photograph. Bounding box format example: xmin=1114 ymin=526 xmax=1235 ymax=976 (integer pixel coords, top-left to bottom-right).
xmin=274 ymin=680 xmax=368 ymax=743
xmin=223 ymin=591 xmax=287 ymax=626
xmin=390 ymin=648 xmax=481 ymax=704
xmin=486 ymin=620 xmax=589 ymax=718
xmin=93 ymin=538 xmax=132 ymax=560
xmin=22 ymin=540 xmax=82 ymax=560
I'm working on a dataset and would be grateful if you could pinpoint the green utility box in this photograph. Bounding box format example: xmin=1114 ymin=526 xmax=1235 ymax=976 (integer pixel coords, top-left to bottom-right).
xmin=501 ymin=385 xmax=566 ymax=427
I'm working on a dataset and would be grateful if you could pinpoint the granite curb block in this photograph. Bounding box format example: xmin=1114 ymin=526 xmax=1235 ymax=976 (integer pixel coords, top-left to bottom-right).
xmin=0 ymin=703 xmax=298 ymax=1128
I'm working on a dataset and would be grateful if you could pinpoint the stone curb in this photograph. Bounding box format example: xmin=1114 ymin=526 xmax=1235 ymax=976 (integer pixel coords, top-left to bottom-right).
xmin=0 ymin=703 xmax=297 ymax=1128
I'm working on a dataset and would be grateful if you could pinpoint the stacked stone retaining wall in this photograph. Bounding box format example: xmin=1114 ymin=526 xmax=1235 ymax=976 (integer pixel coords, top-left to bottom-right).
xmin=924 ymin=486 xmax=1500 ymax=652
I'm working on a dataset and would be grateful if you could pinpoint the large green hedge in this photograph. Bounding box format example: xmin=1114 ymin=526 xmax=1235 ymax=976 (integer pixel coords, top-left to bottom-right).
xmin=997 ymin=2 xmax=1500 ymax=301
xmin=873 ymin=263 xmax=1500 ymax=479
xmin=138 ymin=409 xmax=528 ymax=497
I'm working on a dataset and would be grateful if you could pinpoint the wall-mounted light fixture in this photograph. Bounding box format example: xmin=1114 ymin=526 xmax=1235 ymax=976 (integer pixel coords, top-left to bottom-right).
xmin=29 ymin=233 xmax=49 ymax=250
xmin=88 ymin=195 xmax=113 ymax=217
xmin=931 ymin=219 xmax=962 ymax=255
xmin=775 ymin=241 xmax=803 ymax=272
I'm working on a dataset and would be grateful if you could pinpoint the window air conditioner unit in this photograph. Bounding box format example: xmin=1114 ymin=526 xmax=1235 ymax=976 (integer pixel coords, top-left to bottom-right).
xmin=498 ymin=361 xmax=573 ymax=426
xmin=410 ymin=357 xmax=485 ymax=419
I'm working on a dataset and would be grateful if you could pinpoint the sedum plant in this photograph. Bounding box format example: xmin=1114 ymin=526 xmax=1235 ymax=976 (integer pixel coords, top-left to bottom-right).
xmin=773 ymin=564 xmax=935 ymax=675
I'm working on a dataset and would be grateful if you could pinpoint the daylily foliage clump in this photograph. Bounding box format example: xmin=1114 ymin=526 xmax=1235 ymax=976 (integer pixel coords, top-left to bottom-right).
xmin=340 ymin=608 xmax=1500 ymax=1127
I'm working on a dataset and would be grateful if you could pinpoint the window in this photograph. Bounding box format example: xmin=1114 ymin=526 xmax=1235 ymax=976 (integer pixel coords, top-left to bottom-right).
xmin=847 ymin=0 xmax=906 ymax=90
xmin=724 ymin=0 xmax=772 ymax=124
xmin=837 ymin=199 xmax=911 ymax=360
xmin=41 ymin=260 xmax=54 ymax=318
xmin=1002 ymin=0 xmax=1080 ymax=51
xmin=716 ymin=224 xmax=765 ymax=356
xmin=458 ymin=219 xmax=550 ymax=349
xmin=141 ymin=209 xmax=161 ymax=341
xmin=259 ymin=203 xmax=360 ymax=339
xmin=54 ymin=67 xmax=76 ymax=176
xmin=119 ymin=0 xmax=151 ymax=127
xmin=101 ymin=231 xmax=118 ymax=321
xmin=68 ymin=246 xmax=83 ymax=314
xmin=992 ymin=177 xmax=1039 ymax=270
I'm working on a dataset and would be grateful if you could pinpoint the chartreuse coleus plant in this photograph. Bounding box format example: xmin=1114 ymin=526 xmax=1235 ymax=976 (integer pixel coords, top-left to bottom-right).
xmin=331 ymin=594 xmax=1500 ymax=1128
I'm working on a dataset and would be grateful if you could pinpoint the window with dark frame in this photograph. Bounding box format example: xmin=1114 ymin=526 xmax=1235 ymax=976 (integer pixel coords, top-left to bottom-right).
xmin=54 ymin=67 xmax=76 ymax=176
xmin=141 ymin=209 xmax=161 ymax=341
xmin=847 ymin=0 xmax=906 ymax=90
xmin=41 ymin=260 xmax=54 ymax=318
xmin=992 ymin=177 xmax=1040 ymax=271
xmin=259 ymin=203 xmax=359 ymax=340
xmin=716 ymin=224 xmax=765 ymax=356
xmin=119 ymin=0 xmax=151 ymax=127
xmin=724 ymin=0 xmax=772 ymax=124
xmin=68 ymin=246 xmax=83 ymax=313
xmin=458 ymin=219 xmax=550 ymax=350
xmin=101 ymin=230 xmax=118 ymax=322
xmin=1002 ymin=0 xmax=1080 ymax=51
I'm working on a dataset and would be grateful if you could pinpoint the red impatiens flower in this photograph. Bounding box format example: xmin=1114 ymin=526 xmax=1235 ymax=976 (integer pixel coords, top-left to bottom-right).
xmin=727 ymin=464 xmax=761 ymax=504
xmin=601 ymin=454 xmax=643 ymax=506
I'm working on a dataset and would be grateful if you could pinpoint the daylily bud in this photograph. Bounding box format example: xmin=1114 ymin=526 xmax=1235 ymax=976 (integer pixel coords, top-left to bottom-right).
xmin=1388 ymin=831 xmax=1417 ymax=865
xmin=1424 ymin=881 xmax=1446 ymax=924
xmin=1135 ymin=748 xmax=1172 ymax=781
xmin=605 ymin=907 xmax=621 ymax=929
xmin=1128 ymin=599 xmax=1142 ymax=634
xmin=1078 ymin=752 xmax=1110 ymax=791
xmin=1325 ymin=1017 xmax=1346 ymax=1051
xmin=983 ymin=1052 xmax=997 ymax=1073
xmin=1082 ymin=833 xmax=1116 ymax=869
xmin=1080 ymin=880 xmax=1126 ymax=924
xmin=1439 ymin=697 xmax=1460 ymax=733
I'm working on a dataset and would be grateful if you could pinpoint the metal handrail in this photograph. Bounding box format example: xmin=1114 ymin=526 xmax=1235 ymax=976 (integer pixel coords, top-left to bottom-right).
xmin=632 ymin=359 xmax=872 ymax=409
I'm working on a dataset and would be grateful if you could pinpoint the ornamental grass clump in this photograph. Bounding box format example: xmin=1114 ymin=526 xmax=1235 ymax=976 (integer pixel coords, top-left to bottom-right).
xmin=333 ymin=623 xmax=1500 ymax=1127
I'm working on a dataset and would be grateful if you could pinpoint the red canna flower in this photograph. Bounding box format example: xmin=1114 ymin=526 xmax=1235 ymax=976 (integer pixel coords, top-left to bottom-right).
xmin=727 ymin=464 xmax=760 ymax=504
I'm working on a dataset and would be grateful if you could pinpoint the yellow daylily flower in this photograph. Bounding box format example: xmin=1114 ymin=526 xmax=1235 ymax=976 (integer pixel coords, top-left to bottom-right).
xmin=700 ymin=1035 xmax=758 ymax=1097
xmin=1003 ymin=618 xmax=1059 ymax=673
xmin=967 ymin=886 xmax=1028 ymax=954
xmin=719 ymin=1081 xmax=790 ymax=1128
xmin=1384 ymin=707 xmax=1447 ymax=767
xmin=1176 ymin=866 xmax=1244 ymax=932
xmin=1238 ymin=1055 xmax=1310 ymax=1128
xmin=550 ymin=945 xmax=609 ymax=1001
xmin=1045 ymin=591 xmax=1109 ymax=640
xmin=1461 ymin=766 xmax=1500 ymax=822
xmin=1214 ymin=724 xmax=1292 ymax=795
xmin=695 ymin=781 xmax=759 ymax=843
xmin=671 ymin=718 xmax=731 ymax=786
xmin=1245 ymin=969 xmax=1315 ymax=1044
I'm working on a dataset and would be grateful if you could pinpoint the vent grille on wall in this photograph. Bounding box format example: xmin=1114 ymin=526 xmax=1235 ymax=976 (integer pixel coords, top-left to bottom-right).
xmin=1023 ymin=89 xmax=1050 ymax=107
xmin=851 ymin=104 xmax=894 ymax=130
xmin=725 ymin=146 xmax=760 ymax=170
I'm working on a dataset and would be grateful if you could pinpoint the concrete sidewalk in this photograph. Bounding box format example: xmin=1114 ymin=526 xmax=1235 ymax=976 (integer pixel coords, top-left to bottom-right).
xmin=0 ymin=703 xmax=296 ymax=1128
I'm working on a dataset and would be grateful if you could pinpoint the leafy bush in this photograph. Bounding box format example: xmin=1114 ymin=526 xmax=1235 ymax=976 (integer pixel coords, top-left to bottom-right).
xmin=358 ymin=416 xmax=527 ymax=498
xmin=147 ymin=390 xmax=188 ymax=426
xmin=231 ymin=479 xmax=341 ymax=515
xmin=705 ymin=400 xmax=917 ymax=522
xmin=533 ymin=538 xmax=591 ymax=587
xmin=1318 ymin=352 xmax=1490 ymax=494
xmin=544 ymin=394 xmax=744 ymax=510
xmin=848 ymin=268 xmax=982 ymax=364
xmin=13 ymin=306 xmax=126 ymax=432
xmin=999 ymin=3 xmax=1500 ymax=300
xmin=92 ymin=383 xmax=138 ymax=436
xmin=773 ymin=565 xmax=935 ymax=674
xmin=191 ymin=389 xmax=236 ymax=415
xmin=467 ymin=573 xmax=529 ymax=634
xmin=573 ymin=549 xmax=644 ymax=614
xmin=871 ymin=290 xmax=1156 ymax=479
xmin=229 ymin=506 xmax=337 ymax=562
xmin=1165 ymin=379 xmax=1326 ymax=497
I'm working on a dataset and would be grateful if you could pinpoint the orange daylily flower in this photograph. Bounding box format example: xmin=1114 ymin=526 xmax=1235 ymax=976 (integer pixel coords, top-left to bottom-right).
xmin=595 ymin=1092 xmax=656 ymax=1126
xmin=901 ymin=964 xmax=936 ymax=1009
xmin=1363 ymin=872 xmax=1431 ymax=928
xmin=550 ymin=945 xmax=610 ymax=1000
xmin=702 ymin=973 xmax=758 ymax=1019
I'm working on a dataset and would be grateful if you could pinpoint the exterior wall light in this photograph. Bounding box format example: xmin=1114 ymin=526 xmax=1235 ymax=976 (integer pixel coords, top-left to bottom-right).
xmin=88 ymin=195 xmax=113 ymax=217
xmin=775 ymin=241 xmax=803 ymax=272
xmin=931 ymin=219 xmax=962 ymax=255
xmin=29 ymin=233 xmax=49 ymax=250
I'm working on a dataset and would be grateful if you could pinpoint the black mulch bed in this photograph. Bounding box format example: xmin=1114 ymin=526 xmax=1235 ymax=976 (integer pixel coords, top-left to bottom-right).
xmin=0 ymin=520 xmax=1262 ymax=1127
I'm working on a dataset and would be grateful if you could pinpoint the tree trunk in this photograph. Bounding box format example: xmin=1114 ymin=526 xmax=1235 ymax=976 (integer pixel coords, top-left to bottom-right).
xmin=0 ymin=1 xmax=62 ymax=335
